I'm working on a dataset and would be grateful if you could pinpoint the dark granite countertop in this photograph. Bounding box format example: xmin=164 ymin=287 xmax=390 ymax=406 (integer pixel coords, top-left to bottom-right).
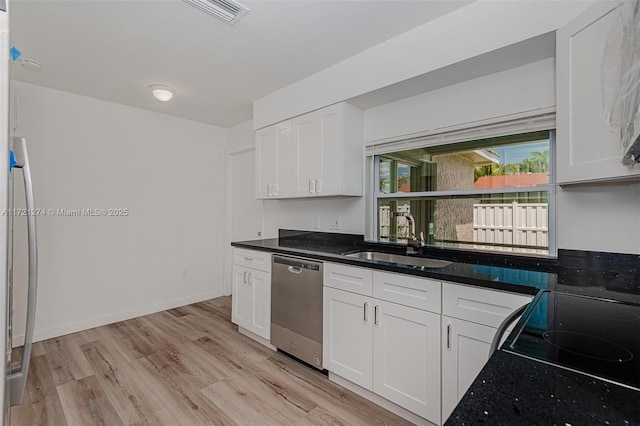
xmin=232 ymin=231 xmax=551 ymax=296
xmin=232 ymin=230 xmax=640 ymax=301
xmin=445 ymin=351 xmax=640 ymax=426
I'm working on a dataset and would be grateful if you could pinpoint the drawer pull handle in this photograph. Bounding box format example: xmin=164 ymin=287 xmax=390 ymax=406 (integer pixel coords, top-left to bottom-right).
xmin=363 ymin=302 xmax=368 ymax=321
xmin=374 ymin=305 xmax=379 ymax=325
xmin=447 ymin=324 xmax=452 ymax=348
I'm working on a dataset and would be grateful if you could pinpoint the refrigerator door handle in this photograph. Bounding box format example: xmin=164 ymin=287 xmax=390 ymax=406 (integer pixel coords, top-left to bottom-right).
xmin=8 ymin=137 xmax=38 ymax=406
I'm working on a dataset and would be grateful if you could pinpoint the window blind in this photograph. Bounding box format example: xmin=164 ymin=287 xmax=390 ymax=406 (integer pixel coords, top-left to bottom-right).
xmin=365 ymin=110 xmax=556 ymax=156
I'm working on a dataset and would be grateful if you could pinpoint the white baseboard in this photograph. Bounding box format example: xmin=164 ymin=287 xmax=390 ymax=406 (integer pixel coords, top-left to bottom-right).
xmin=12 ymin=289 xmax=226 ymax=347
xmin=328 ymin=372 xmax=434 ymax=426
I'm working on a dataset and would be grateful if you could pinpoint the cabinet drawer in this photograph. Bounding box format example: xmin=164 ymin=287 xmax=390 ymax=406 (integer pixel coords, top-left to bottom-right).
xmin=324 ymin=263 xmax=373 ymax=296
xmin=233 ymin=248 xmax=271 ymax=273
xmin=442 ymin=283 xmax=532 ymax=328
xmin=373 ymin=272 xmax=441 ymax=314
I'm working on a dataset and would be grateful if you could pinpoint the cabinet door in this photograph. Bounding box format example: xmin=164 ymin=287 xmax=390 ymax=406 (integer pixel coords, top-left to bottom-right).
xmin=292 ymin=104 xmax=345 ymax=197
xmin=232 ymin=266 xmax=270 ymax=340
xmin=292 ymin=111 xmax=321 ymax=196
xmin=372 ymin=300 xmax=441 ymax=423
xmin=323 ymin=287 xmax=373 ymax=389
xmin=255 ymin=121 xmax=292 ymax=199
xmin=247 ymin=269 xmax=271 ymax=339
xmin=316 ymin=103 xmax=344 ymax=196
xmin=231 ymin=266 xmax=251 ymax=329
xmin=255 ymin=126 xmax=277 ymax=199
xmin=441 ymin=317 xmax=496 ymax=423
xmin=557 ymin=1 xmax=640 ymax=184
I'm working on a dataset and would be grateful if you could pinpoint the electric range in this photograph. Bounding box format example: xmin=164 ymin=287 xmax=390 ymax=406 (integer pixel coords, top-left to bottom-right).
xmin=504 ymin=290 xmax=640 ymax=391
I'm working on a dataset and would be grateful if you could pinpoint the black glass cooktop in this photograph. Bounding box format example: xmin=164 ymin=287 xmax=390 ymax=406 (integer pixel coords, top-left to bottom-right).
xmin=504 ymin=291 xmax=640 ymax=390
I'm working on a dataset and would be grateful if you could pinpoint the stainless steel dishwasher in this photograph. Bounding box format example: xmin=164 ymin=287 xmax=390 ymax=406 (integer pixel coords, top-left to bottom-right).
xmin=271 ymin=255 xmax=323 ymax=369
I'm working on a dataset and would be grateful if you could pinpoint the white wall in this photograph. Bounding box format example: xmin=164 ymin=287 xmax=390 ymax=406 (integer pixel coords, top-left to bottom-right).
xmin=261 ymin=197 xmax=365 ymax=239
xmin=12 ymin=82 xmax=227 ymax=345
xmin=226 ymin=119 xmax=254 ymax=151
xmin=253 ymin=1 xmax=593 ymax=129
xmin=364 ymin=58 xmax=555 ymax=143
xmin=557 ymin=184 xmax=640 ymax=254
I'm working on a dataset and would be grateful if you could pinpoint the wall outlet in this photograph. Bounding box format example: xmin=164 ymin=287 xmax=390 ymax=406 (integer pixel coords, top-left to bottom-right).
xmin=330 ymin=215 xmax=341 ymax=230
xmin=313 ymin=215 xmax=320 ymax=229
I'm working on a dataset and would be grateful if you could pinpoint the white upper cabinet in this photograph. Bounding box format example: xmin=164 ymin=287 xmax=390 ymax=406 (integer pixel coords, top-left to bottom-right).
xmin=255 ymin=120 xmax=293 ymax=199
xmin=256 ymin=102 xmax=363 ymax=199
xmin=556 ymin=1 xmax=640 ymax=184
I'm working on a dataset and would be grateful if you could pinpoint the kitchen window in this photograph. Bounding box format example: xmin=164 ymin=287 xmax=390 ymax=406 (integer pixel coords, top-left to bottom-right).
xmin=369 ymin=129 xmax=555 ymax=256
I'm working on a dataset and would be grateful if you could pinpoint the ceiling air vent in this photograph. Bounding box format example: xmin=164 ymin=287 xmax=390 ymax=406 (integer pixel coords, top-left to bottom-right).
xmin=182 ymin=0 xmax=249 ymax=25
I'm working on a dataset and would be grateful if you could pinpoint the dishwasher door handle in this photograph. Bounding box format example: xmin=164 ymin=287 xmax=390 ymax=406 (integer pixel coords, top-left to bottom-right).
xmin=287 ymin=266 xmax=303 ymax=274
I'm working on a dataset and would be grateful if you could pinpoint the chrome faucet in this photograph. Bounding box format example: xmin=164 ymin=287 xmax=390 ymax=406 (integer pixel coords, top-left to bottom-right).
xmin=392 ymin=212 xmax=423 ymax=255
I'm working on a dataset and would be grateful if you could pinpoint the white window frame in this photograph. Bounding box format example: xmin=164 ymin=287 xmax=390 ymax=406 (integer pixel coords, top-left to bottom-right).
xmin=365 ymin=116 xmax=557 ymax=257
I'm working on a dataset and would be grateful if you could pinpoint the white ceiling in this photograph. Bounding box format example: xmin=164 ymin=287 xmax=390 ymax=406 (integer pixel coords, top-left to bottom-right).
xmin=10 ymin=0 xmax=472 ymax=128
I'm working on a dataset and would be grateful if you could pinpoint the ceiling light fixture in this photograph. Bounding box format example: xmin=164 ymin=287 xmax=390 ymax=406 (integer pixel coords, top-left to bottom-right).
xmin=149 ymin=84 xmax=175 ymax=102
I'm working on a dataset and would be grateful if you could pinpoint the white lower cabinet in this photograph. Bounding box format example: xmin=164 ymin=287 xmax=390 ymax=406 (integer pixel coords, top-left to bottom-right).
xmin=322 ymin=263 xmax=535 ymax=425
xmin=441 ymin=317 xmax=496 ymax=423
xmin=323 ymin=268 xmax=441 ymax=424
xmin=440 ymin=282 xmax=533 ymax=423
xmin=231 ymin=249 xmax=272 ymax=340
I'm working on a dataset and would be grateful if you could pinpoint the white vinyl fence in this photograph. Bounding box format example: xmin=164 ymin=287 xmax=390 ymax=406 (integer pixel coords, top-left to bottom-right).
xmin=473 ymin=202 xmax=548 ymax=248
xmin=379 ymin=204 xmax=410 ymax=238
xmin=379 ymin=202 xmax=548 ymax=249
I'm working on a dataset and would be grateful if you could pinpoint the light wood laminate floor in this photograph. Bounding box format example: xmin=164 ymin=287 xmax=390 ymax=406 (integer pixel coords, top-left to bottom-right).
xmin=10 ymin=296 xmax=411 ymax=426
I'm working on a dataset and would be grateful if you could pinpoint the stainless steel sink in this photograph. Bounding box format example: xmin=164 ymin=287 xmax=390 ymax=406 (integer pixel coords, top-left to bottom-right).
xmin=344 ymin=251 xmax=452 ymax=268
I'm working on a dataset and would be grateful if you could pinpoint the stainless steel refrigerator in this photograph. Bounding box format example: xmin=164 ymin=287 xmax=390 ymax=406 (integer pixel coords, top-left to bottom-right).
xmin=1 ymin=0 xmax=38 ymax=423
